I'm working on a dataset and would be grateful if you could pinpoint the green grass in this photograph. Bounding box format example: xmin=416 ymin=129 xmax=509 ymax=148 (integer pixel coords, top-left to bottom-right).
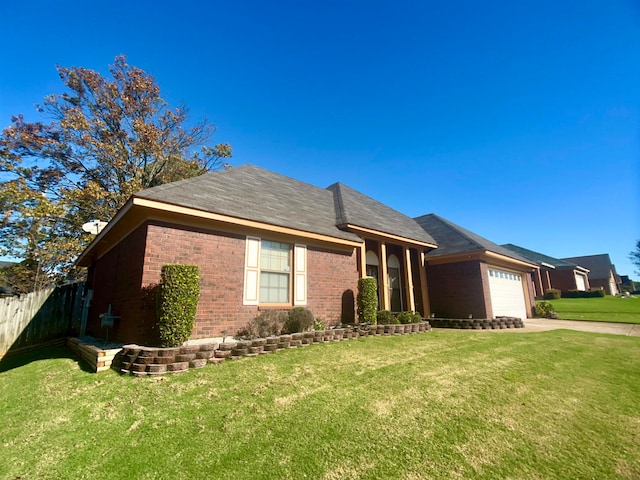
xmin=548 ymin=295 xmax=640 ymax=323
xmin=1 ymin=331 xmax=640 ymax=479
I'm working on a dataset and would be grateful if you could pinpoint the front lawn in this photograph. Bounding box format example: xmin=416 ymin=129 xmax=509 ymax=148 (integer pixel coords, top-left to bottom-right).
xmin=1 ymin=330 xmax=639 ymax=479
xmin=547 ymin=295 xmax=640 ymax=323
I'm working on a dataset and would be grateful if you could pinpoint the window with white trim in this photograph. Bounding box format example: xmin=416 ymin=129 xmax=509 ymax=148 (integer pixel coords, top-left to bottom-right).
xmin=243 ymin=237 xmax=307 ymax=305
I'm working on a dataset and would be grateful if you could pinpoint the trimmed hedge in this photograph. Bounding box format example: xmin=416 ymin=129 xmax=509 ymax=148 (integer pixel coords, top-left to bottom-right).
xmin=376 ymin=310 xmax=397 ymax=325
xmin=543 ymin=289 xmax=561 ymax=300
xmin=157 ymin=264 xmax=200 ymax=347
xmin=283 ymin=307 xmax=314 ymax=333
xmin=357 ymin=277 xmax=378 ymax=324
xmin=561 ymin=289 xmax=606 ymax=298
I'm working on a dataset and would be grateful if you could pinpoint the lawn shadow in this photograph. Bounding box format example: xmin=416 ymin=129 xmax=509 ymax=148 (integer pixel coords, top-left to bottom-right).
xmin=0 ymin=343 xmax=93 ymax=374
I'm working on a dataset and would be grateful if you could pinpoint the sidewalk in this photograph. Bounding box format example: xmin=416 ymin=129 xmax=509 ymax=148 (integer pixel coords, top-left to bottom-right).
xmin=498 ymin=318 xmax=640 ymax=337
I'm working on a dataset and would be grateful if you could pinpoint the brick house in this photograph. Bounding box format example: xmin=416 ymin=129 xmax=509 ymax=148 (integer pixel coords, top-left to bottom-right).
xmin=561 ymin=254 xmax=621 ymax=295
xmin=76 ymin=165 xmax=438 ymax=345
xmin=502 ymin=244 xmax=591 ymax=296
xmin=414 ymin=215 xmax=538 ymax=320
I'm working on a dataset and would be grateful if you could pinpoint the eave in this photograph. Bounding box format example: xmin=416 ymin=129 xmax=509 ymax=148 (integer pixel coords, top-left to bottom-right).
xmin=76 ymin=197 xmax=364 ymax=267
xmin=425 ymin=249 xmax=538 ymax=271
xmin=341 ymin=223 xmax=438 ymax=250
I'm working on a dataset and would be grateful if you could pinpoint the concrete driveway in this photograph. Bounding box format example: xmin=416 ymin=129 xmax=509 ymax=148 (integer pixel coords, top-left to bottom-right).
xmin=502 ymin=318 xmax=640 ymax=337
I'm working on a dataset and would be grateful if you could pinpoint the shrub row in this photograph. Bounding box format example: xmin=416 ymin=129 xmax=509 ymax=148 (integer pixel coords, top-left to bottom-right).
xmin=561 ymin=289 xmax=606 ymax=298
xmin=544 ymin=288 xmax=606 ymax=300
xmin=237 ymin=307 xmax=317 ymax=339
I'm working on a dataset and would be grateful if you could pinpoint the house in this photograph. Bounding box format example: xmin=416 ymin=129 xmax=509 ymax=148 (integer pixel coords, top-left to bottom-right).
xmin=561 ymin=254 xmax=621 ymax=295
xmin=413 ymin=215 xmax=538 ymax=320
xmin=76 ymin=165 xmax=438 ymax=345
xmin=501 ymin=244 xmax=590 ymax=296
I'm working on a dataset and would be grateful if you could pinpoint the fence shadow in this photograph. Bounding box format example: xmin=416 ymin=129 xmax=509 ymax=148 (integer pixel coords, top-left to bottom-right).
xmin=0 ymin=343 xmax=94 ymax=374
xmin=0 ymin=283 xmax=86 ymax=372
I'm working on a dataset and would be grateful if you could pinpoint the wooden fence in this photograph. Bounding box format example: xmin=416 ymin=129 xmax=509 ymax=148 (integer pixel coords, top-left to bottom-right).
xmin=0 ymin=283 xmax=85 ymax=359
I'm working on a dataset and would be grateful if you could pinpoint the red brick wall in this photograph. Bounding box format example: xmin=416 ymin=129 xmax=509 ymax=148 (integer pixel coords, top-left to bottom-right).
xmin=306 ymin=246 xmax=359 ymax=325
xmin=425 ymin=260 xmax=490 ymax=319
xmin=141 ymin=222 xmax=256 ymax=340
xmin=88 ymin=221 xmax=358 ymax=344
xmin=549 ymin=269 xmax=579 ymax=292
xmin=86 ymin=224 xmax=150 ymax=344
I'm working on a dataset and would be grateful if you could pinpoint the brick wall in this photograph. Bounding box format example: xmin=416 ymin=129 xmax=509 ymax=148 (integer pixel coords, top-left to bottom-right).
xmin=87 ymin=221 xmax=360 ymax=345
xmin=306 ymin=246 xmax=359 ymax=325
xmin=141 ymin=222 xmax=256 ymax=340
xmin=86 ymin=224 xmax=149 ymax=344
xmin=548 ymin=269 xmax=579 ymax=292
xmin=425 ymin=260 xmax=490 ymax=319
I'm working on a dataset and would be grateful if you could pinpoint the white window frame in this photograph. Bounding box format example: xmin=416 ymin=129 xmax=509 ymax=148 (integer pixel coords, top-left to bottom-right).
xmin=243 ymin=236 xmax=307 ymax=306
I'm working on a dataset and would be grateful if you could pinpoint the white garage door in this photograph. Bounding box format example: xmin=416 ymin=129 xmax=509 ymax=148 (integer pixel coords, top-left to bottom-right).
xmin=488 ymin=268 xmax=527 ymax=319
xmin=575 ymin=273 xmax=586 ymax=291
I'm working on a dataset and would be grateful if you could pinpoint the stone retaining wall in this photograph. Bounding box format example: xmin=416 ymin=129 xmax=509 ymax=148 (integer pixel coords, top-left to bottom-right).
xmin=117 ymin=322 xmax=432 ymax=376
xmin=429 ymin=317 xmax=524 ymax=330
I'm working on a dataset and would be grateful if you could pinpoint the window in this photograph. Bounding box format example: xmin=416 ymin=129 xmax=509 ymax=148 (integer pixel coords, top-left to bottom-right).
xmin=260 ymin=240 xmax=291 ymax=303
xmin=244 ymin=237 xmax=306 ymax=305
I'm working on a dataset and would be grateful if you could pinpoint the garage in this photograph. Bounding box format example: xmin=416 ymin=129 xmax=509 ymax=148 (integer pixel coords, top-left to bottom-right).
xmin=488 ymin=267 xmax=527 ymax=319
xmin=575 ymin=273 xmax=587 ymax=291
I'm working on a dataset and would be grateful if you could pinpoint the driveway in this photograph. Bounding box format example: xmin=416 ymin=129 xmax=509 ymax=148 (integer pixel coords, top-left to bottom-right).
xmin=500 ymin=318 xmax=640 ymax=337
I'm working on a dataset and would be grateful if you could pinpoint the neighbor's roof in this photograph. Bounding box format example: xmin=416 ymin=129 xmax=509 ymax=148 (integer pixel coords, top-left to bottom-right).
xmin=327 ymin=182 xmax=437 ymax=246
xmin=561 ymin=254 xmax=615 ymax=280
xmin=135 ymin=164 xmax=362 ymax=243
xmin=501 ymin=244 xmax=586 ymax=270
xmin=415 ymin=214 xmax=532 ymax=263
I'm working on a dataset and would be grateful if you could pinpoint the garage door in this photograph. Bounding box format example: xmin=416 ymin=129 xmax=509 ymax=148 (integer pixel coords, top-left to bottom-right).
xmin=575 ymin=273 xmax=586 ymax=291
xmin=488 ymin=268 xmax=527 ymax=319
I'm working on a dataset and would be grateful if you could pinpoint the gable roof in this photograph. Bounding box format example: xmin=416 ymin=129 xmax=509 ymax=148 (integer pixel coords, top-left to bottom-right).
xmin=501 ymin=244 xmax=587 ymax=271
xmin=414 ymin=214 xmax=532 ymax=264
xmin=327 ymin=182 xmax=437 ymax=246
xmin=561 ymin=254 xmax=615 ymax=280
xmin=135 ymin=164 xmax=362 ymax=243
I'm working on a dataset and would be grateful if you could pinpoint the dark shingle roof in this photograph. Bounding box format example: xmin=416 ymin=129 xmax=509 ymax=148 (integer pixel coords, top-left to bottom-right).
xmin=561 ymin=254 xmax=614 ymax=280
xmin=327 ymin=183 xmax=437 ymax=245
xmin=135 ymin=165 xmax=362 ymax=243
xmin=501 ymin=244 xmax=582 ymax=270
xmin=414 ymin=214 xmax=531 ymax=263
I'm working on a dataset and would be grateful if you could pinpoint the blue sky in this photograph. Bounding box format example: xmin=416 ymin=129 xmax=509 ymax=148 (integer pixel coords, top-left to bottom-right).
xmin=1 ymin=1 xmax=639 ymax=277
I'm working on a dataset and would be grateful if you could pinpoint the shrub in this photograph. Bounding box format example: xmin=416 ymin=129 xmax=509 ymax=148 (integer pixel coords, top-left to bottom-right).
xmin=237 ymin=310 xmax=287 ymax=339
xmin=561 ymin=289 xmax=606 ymax=298
xmin=314 ymin=318 xmax=325 ymax=331
xmin=535 ymin=301 xmax=555 ymax=318
xmin=283 ymin=307 xmax=315 ymax=333
xmin=544 ymin=289 xmax=561 ymax=300
xmin=376 ymin=310 xmax=396 ymax=325
xmin=357 ymin=277 xmax=378 ymax=324
xmin=411 ymin=312 xmax=423 ymax=323
xmin=397 ymin=311 xmax=415 ymax=324
xmin=157 ymin=264 xmax=200 ymax=347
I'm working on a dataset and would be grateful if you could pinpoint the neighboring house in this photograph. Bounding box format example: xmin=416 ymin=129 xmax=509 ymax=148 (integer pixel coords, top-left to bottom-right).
xmin=561 ymin=254 xmax=621 ymax=295
xmin=413 ymin=215 xmax=538 ymax=321
xmin=76 ymin=165 xmax=438 ymax=345
xmin=502 ymin=244 xmax=590 ymax=296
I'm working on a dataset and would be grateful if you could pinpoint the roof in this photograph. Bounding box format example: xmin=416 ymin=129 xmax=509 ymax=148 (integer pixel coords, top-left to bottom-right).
xmin=501 ymin=244 xmax=585 ymax=270
xmin=135 ymin=164 xmax=362 ymax=243
xmin=561 ymin=254 xmax=616 ymax=280
xmin=414 ymin=214 xmax=532 ymax=264
xmin=327 ymin=182 xmax=437 ymax=245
